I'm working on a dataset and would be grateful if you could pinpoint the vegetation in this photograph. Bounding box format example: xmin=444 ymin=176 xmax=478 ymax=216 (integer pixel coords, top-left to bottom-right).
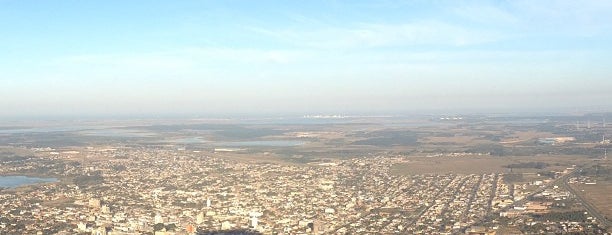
xmin=505 ymin=162 xmax=549 ymax=169
xmin=153 ymin=223 xmax=164 ymax=231
xmin=504 ymin=173 xmax=524 ymax=183
xmin=533 ymin=211 xmax=588 ymax=222
xmin=353 ymin=131 xmax=418 ymax=146
xmin=73 ymin=172 xmax=104 ymax=186
xmin=215 ymin=128 xmax=285 ymax=140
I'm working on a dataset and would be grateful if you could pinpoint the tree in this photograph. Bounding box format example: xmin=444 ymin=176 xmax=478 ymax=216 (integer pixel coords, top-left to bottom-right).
xmin=153 ymin=223 xmax=165 ymax=231
xmin=165 ymin=223 xmax=177 ymax=231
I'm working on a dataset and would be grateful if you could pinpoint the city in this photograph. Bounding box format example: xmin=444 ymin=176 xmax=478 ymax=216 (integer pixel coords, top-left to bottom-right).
xmin=2 ymin=1 xmax=612 ymax=234
xmin=0 ymin=115 xmax=610 ymax=234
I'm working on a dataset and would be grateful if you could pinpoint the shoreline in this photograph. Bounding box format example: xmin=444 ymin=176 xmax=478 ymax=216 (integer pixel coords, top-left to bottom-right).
xmin=0 ymin=175 xmax=60 ymax=189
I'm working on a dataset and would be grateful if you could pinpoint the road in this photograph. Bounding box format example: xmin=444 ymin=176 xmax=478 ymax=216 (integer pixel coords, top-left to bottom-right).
xmin=329 ymin=176 xmax=456 ymax=234
xmin=502 ymin=169 xmax=573 ymax=211
xmin=561 ymin=170 xmax=611 ymax=229
xmin=477 ymin=169 xmax=575 ymax=224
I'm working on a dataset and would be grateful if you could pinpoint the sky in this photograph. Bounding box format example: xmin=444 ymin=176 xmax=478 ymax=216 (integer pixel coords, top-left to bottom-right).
xmin=1 ymin=0 xmax=612 ymax=118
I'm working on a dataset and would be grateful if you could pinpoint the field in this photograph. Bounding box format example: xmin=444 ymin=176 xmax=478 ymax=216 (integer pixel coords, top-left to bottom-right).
xmin=421 ymin=135 xmax=486 ymax=145
xmin=390 ymin=155 xmax=589 ymax=175
xmin=573 ymin=181 xmax=612 ymax=221
xmin=499 ymin=131 xmax=554 ymax=144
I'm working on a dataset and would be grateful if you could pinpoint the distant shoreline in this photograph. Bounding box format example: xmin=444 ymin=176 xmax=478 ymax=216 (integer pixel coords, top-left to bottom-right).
xmin=0 ymin=175 xmax=59 ymax=189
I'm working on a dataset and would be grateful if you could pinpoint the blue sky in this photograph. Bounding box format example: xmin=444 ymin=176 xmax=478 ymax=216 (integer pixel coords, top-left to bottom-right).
xmin=1 ymin=0 xmax=612 ymax=117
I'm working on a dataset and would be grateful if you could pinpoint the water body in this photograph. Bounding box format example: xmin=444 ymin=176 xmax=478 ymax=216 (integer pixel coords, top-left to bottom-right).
xmin=0 ymin=126 xmax=97 ymax=134
xmin=168 ymin=137 xmax=208 ymax=144
xmin=79 ymin=129 xmax=157 ymax=137
xmin=0 ymin=176 xmax=58 ymax=188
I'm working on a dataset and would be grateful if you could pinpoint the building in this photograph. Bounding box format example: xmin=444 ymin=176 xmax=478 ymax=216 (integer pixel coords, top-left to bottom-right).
xmin=89 ymin=198 xmax=101 ymax=209
xmin=154 ymin=214 xmax=164 ymax=224
xmin=465 ymin=226 xmax=496 ymax=235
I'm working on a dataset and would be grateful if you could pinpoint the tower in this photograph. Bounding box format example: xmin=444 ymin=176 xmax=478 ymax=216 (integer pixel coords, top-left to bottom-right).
xmin=249 ymin=211 xmax=262 ymax=230
xmin=206 ymin=198 xmax=211 ymax=208
xmin=250 ymin=216 xmax=258 ymax=229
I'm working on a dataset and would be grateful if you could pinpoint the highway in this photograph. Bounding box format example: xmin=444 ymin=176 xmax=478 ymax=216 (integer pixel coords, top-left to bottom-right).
xmin=501 ymin=169 xmax=574 ymax=212
xmin=472 ymin=168 xmax=610 ymax=231
xmin=561 ymin=170 xmax=611 ymax=229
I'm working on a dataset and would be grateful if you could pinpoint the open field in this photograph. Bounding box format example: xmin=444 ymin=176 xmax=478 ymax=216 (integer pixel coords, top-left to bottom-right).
xmin=573 ymin=182 xmax=612 ymax=222
xmin=391 ymin=156 xmax=512 ymax=174
xmin=421 ymin=135 xmax=483 ymax=144
xmin=0 ymin=146 xmax=35 ymax=156
xmin=499 ymin=131 xmax=554 ymax=144
xmin=390 ymin=155 xmax=590 ymax=175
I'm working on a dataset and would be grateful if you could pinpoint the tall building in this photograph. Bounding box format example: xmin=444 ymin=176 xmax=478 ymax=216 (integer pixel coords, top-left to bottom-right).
xmin=154 ymin=214 xmax=163 ymax=224
xmin=250 ymin=216 xmax=258 ymax=229
xmin=249 ymin=211 xmax=262 ymax=230
xmin=196 ymin=212 xmax=204 ymax=224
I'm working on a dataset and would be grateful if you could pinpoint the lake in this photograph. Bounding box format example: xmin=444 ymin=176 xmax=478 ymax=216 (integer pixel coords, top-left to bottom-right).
xmin=79 ymin=128 xmax=157 ymax=137
xmin=0 ymin=176 xmax=58 ymax=188
xmin=167 ymin=137 xmax=208 ymax=144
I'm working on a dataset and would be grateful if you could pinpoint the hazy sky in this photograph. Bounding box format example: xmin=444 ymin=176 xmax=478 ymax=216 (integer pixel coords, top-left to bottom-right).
xmin=1 ymin=0 xmax=612 ymax=118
